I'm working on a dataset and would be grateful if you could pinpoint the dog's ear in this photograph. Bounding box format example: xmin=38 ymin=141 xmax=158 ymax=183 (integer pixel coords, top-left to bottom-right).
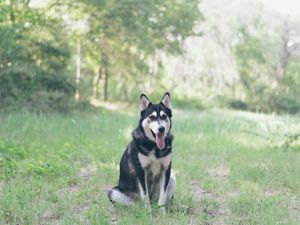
xmin=140 ymin=94 xmax=150 ymax=111
xmin=161 ymin=92 xmax=172 ymax=109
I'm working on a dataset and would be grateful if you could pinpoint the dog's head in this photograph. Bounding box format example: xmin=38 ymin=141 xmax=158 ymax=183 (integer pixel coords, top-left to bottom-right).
xmin=139 ymin=92 xmax=172 ymax=150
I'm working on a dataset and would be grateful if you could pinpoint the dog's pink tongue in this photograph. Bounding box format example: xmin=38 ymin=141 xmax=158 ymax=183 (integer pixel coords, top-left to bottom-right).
xmin=156 ymin=134 xmax=165 ymax=150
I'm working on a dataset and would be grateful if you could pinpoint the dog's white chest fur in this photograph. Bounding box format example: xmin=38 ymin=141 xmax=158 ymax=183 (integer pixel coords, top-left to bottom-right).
xmin=138 ymin=152 xmax=171 ymax=176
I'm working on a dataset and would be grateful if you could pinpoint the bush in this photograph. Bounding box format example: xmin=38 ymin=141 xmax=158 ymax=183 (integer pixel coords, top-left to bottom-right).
xmin=0 ymin=68 xmax=75 ymax=112
xmin=0 ymin=141 xmax=27 ymax=178
xmin=228 ymin=99 xmax=249 ymax=111
xmin=268 ymin=93 xmax=299 ymax=114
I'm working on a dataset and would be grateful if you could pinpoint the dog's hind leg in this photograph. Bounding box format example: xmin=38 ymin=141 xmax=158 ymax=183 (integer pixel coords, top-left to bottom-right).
xmin=107 ymin=187 xmax=135 ymax=206
xmin=166 ymin=171 xmax=176 ymax=201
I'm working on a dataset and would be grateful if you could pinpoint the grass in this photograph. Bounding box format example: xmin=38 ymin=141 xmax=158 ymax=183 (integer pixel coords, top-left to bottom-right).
xmin=0 ymin=107 xmax=300 ymax=224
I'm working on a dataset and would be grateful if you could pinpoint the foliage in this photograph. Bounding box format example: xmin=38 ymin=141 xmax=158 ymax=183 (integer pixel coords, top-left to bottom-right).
xmin=62 ymin=0 xmax=201 ymax=101
xmin=232 ymin=18 xmax=300 ymax=114
xmin=268 ymin=61 xmax=300 ymax=114
xmin=1 ymin=0 xmax=201 ymax=108
xmin=0 ymin=0 xmax=74 ymax=111
xmin=1 ymin=0 xmax=300 ymax=114
xmin=234 ymin=25 xmax=273 ymax=112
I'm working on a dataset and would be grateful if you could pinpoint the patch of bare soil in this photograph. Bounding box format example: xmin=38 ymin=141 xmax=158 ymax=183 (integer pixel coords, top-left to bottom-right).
xmin=80 ymin=164 xmax=118 ymax=225
xmin=263 ymin=186 xmax=300 ymax=220
xmin=190 ymin=168 xmax=233 ymax=225
xmin=40 ymin=208 xmax=61 ymax=225
xmin=57 ymin=185 xmax=80 ymax=197
xmin=207 ymin=166 xmax=230 ymax=178
xmin=73 ymin=204 xmax=90 ymax=224
xmin=264 ymin=186 xmax=292 ymax=197
xmin=289 ymin=195 xmax=300 ymax=221
xmin=41 ymin=164 xmax=98 ymax=225
xmin=110 ymin=209 xmax=118 ymax=225
xmin=101 ymin=187 xmax=120 ymax=224
xmin=79 ymin=163 xmax=97 ymax=180
xmin=191 ymin=180 xmax=219 ymax=219
xmin=100 ymin=184 xmax=119 ymax=224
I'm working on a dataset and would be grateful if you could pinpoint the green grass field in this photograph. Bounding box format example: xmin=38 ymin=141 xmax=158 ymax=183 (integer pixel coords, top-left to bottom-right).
xmin=1 ymin=107 xmax=300 ymax=225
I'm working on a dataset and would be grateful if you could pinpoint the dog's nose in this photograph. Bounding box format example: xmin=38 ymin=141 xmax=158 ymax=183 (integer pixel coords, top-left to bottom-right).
xmin=158 ymin=126 xmax=165 ymax=134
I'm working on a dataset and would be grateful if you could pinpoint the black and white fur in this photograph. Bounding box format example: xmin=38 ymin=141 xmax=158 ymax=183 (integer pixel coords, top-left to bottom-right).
xmin=107 ymin=92 xmax=175 ymax=210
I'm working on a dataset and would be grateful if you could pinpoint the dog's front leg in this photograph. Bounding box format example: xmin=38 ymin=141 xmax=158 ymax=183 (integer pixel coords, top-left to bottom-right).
xmin=158 ymin=165 xmax=171 ymax=212
xmin=138 ymin=170 xmax=151 ymax=211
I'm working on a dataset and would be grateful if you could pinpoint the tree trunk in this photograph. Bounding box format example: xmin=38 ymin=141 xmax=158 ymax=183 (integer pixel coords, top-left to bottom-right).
xmin=93 ymin=66 xmax=108 ymax=101
xmin=276 ymin=49 xmax=290 ymax=82
xmin=103 ymin=67 xmax=108 ymax=101
xmin=75 ymin=40 xmax=81 ymax=101
xmin=93 ymin=67 xmax=103 ymax=100
xmin=276 ymin=21 xmax=291 ymax=83
xmin=231 ymin=81 xmax=236 ymax=99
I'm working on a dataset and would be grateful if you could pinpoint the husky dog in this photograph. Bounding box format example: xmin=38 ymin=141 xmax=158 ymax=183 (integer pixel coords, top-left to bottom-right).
xmin=107 ymin=92 xmax=175 ymax=210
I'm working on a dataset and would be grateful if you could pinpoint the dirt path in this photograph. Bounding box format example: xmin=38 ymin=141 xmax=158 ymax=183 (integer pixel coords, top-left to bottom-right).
xmin=189 ymin=166 xmax=233 ymax=225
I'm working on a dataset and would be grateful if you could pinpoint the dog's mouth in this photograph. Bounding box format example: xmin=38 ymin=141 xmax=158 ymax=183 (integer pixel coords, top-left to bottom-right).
xmin=150 ymin=129 xmax=165 ymax=150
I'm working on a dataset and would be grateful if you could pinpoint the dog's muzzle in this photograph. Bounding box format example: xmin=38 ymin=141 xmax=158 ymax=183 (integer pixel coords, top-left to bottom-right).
xmin=151 ymin=126 xmax=166 ymax=150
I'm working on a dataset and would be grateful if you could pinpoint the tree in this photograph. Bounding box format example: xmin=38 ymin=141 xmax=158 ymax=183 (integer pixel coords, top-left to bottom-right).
xmin=60 ymin=0 xmax=201 ymax=101
xmin=0 ymin=0 xmax=74 ymax=111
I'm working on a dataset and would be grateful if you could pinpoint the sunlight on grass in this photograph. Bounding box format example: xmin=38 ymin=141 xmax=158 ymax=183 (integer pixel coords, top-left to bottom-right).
xmin=98 ymin=162 xmax=119 ymax=171
xmin=90 ymin=99 xmax=133 ymax=114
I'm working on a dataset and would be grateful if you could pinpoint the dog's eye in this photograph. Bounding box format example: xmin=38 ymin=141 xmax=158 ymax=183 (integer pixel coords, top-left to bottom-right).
xmin=149 ymin=115 xmax=156 ymax=121
xmin=161 ymin=114 xmax=167 ymax=120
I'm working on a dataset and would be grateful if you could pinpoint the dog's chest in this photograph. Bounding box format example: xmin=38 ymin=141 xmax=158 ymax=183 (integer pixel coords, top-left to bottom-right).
xmin=138 ymin=152 xmax=171 ymax=176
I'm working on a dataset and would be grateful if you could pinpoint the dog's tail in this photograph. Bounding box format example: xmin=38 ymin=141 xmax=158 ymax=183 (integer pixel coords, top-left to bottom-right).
xmin=107 ymin=186 xmax=135 ymax=206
